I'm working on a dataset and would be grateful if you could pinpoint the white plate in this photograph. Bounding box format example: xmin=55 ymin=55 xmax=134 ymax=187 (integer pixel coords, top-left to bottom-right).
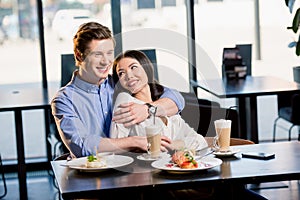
xmin=213 ymin=149 xmax=240 ymax=157
xmin=65 ymin=155 xmax=134 ymax=172
xmin=137 ymin=152 xmax=170 ymax=161
xmin=151 ymin=157 xmax=222 ymax=173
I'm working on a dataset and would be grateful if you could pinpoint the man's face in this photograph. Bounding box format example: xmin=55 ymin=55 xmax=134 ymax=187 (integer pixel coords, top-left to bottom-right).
xmin=80 ymin=39 xmax=115 ymax=85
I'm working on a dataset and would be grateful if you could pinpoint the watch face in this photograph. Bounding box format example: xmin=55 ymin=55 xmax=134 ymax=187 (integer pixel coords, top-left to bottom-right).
xmin=149 ymin=106 xmax=157 ymax=114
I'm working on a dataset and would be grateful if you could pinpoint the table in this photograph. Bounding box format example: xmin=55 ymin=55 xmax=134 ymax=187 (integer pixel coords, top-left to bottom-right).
xmin=191 ymin=76 xmax=300 ymax=143
xmin=51 ymin=141 xmax=300 ymax=200
xmin=0 ymin=82 xmax=58 ymax=200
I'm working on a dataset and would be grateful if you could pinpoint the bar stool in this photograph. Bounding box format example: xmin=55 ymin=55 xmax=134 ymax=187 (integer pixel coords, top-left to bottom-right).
xmin=0 ymin=154 xmax=7 ymax=199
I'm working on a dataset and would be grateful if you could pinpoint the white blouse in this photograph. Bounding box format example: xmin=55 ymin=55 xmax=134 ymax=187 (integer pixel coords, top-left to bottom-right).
xmin=110 ymin=92 xmax=208 ymax=151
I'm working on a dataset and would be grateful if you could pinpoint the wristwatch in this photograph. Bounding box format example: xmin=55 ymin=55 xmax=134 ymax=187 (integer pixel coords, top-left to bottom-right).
xmin=145 ymin=103 xmax=157 ymax=118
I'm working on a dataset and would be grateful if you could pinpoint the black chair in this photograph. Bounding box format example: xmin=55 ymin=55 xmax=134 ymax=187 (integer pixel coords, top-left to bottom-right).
xmin=273 ymin=68 xmax=300 ymax=142
xmin=222 ymin=44 xmax=252 ymax=80
xmin=180 ymin=92 xmax=240 ymax=138
xmin=236 ymin=44 xmax=252 ymax=76
xmin=61 ymin=54 xmax=76 ymax=87
xmin=0 ymin=154 xmax=7 ymax=199
xmin=273 ymin=93 xmax=300 ymax=142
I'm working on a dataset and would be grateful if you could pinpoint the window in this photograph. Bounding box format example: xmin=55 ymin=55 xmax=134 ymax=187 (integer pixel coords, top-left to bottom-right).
xmin=120 ymin=0 xmax=190 ymax=92
xmin=162 ymin=0 xmax=176 ymax=7
xmin=137 ymin=0 xmax=155 ymax=9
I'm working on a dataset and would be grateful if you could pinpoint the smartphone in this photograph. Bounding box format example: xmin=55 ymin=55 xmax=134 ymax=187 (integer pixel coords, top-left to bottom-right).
xmin=242 ymin=152 xmax=275 ymax=160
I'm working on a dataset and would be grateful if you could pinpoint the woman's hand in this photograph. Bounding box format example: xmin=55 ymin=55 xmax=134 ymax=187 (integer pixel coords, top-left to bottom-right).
xmin=129 ymin=135 xmax=171 ymax=153
xmin=160 ymin=135 xmax=172 ymax=152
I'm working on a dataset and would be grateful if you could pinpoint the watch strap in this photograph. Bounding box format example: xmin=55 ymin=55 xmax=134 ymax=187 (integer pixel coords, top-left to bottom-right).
xmin=145 ymin=103 xmax=157 ymax=118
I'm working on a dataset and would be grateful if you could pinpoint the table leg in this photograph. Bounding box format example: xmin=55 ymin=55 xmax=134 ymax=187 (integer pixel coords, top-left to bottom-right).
xmin=236 ymin=97 xmax=259 ymax=143
xmin=236 ymin=97 xmax=247 ymax=139
xmin=44 ymin=108 xmax=52 ymax=163
xmin=15 ymin=109 xmax=28 ymax=200
xmin=249 ymin=96 xmax=258 ymax=143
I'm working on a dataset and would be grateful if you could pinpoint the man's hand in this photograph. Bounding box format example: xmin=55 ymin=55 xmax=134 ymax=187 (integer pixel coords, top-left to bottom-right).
xmin=112 ymin=102 xmax=148 ymax=127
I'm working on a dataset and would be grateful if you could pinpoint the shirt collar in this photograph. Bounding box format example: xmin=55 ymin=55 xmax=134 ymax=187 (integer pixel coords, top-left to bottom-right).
xmin=72 ymin=70 xmax=105 ymax=94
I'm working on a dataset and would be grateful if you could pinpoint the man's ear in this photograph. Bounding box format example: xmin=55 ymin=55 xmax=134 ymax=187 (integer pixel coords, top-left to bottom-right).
xmin=75 ymin=50 xmax=83 ymax=62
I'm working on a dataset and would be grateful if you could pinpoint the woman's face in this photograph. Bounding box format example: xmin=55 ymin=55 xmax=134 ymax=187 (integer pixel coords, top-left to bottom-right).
xmin=116 ymin=57 xmax=148 ymax=94
xmin=80 ymin=39 xmax=114 ymax=85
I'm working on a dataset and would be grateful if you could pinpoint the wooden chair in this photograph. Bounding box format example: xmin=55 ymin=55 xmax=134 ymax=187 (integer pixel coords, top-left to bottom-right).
xmin=205 ymin=137 xmax=254 ymax=147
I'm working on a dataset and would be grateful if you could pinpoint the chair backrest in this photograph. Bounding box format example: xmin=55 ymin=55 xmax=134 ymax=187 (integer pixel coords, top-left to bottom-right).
xmin=291 ymin=93 xmax=300 ymax=123
xmin=236 ymin=44 xmax=252 ymax=76
xmin=179 ymin=92 xmax=241 ymax=138
xmin=61 ymin=54 xmax=76 ymax=87
xmin=180 ymin=92 xmax=221 ymax=108
xmin=53 ymin=153 xmax=71 ymax=161
xmin=222 ymin=44 xmax=252 ymax=79
xmin=275 ymin=67 xmax=300 ymax=113
xmin=204 ymin=106 xmax=239 ymax=138
xmin=140 ymin=49 xmax=159 ymax=81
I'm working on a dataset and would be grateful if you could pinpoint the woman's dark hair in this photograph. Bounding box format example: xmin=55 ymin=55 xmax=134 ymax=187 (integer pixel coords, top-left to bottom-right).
xmin=112 ymin=50 xmax=164 ymax=101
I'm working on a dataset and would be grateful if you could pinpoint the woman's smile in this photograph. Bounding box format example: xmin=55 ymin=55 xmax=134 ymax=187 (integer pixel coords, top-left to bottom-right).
xmin=127 ymin=79 xmax=139 ymax=88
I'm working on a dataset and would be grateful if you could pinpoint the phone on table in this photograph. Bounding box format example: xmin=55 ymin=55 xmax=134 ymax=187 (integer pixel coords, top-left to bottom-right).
xmin=242 ymin=152 xmax=275 ymax=160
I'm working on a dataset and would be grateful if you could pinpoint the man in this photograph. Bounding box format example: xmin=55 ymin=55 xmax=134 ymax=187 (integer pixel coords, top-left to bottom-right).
xmin=51 ymin=22 xmax=184 ymax=157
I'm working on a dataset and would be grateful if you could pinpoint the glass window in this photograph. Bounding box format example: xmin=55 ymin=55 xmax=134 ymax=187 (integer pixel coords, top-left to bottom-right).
xmin=138 ymin=0 xmax=155 ymax=9
xmin=120 ymin=0 xmax=190 ymax=92
xmin=0 ymin=0 xmax=44 ymax=161
xmin=0 ymin=0 xmax=112 ymax=161
xmin=194 ymin=0 xmax=299 ymax=141
xmin=162 ymin=0 xmax=176 ymax=7
xmin=43 ymin=0 xmax=112 ymax=84
xmin=194 ymin=0 xmax=298 ymax=81
xmin=0 ymin=0 xmax=41 ymax=84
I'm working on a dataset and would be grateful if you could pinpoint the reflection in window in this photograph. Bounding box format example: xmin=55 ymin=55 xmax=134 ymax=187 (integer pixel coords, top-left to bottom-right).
xmin=162 ymin=0 xmax=176 ymax=7
xmin=0 ymin=0 xmax=41 ymax=84
xmin=137 ymin=0 xmax=155 ymax=9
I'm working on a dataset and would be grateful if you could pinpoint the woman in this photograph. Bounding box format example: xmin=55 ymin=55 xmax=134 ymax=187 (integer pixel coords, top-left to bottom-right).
xmin=110 ymin=50 xmax=208 ymax=151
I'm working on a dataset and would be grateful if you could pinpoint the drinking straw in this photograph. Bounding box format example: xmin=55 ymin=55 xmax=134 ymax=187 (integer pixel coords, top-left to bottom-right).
xmin=94 ymin=146 xmax=97 ymax=156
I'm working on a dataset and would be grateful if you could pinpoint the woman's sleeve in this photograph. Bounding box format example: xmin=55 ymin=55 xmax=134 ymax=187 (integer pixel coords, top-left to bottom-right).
xmin=109 ymin=92 xmax=133 ymax=138
xmin=172 ymin=115 xmax=208 ymax=151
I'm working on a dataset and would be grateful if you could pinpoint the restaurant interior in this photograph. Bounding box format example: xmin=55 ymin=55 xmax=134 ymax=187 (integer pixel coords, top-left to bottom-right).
xmin=0 ymin=0 xmax=300 ymax=199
